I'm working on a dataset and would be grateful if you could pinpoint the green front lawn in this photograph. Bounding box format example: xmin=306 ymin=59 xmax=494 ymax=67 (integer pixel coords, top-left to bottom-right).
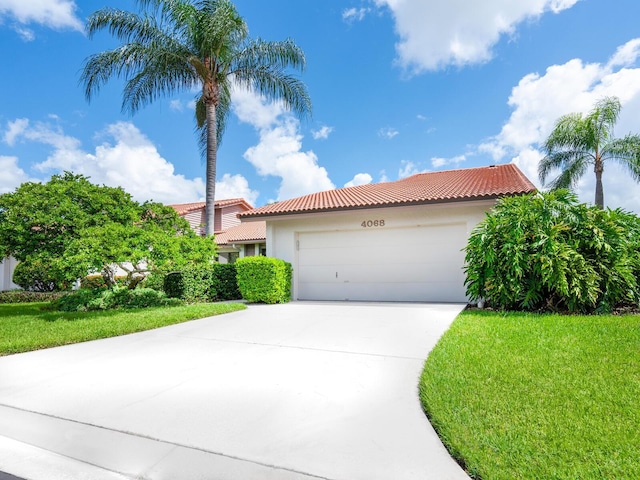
xmin=0 ymin=302 xmax=246 ymax=356
xmin=420 ymin=310 xmax=640 ymax=480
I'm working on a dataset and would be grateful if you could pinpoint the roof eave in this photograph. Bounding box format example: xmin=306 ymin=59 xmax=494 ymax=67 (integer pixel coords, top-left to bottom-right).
xmin=239 ymin=191 xmax=534 ymax=220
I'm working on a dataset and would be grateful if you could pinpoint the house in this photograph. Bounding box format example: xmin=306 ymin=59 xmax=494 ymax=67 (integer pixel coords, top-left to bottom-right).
xmin=238 ymin=164 xmax=536 ymax=303
xmin=170 ymin=198 xmax=266 ymax=263
xmin=214 ymin=222 xmax=267 ymax=264
xmin=0 ymin=256 xmax=18 ymax=291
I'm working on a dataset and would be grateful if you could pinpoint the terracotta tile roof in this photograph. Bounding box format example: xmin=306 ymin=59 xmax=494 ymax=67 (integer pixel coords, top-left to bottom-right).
xmin=215 ymin=221 xmax=266 ymax=245
xmin=170 ymin=198 xmax=253 ymax=215
xmin=239 ymin=164 xmax=536 ymax=219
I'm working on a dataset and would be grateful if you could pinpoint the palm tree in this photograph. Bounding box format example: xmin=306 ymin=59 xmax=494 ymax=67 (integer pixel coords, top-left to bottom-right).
xmin=81 ymin=0 xmax=311 ymax=235
xmin=539 ymin=96 xmax=640 ymax=208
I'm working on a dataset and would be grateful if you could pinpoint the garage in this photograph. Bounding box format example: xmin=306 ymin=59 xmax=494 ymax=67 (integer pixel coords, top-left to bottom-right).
xmin=297 ymin=223 xmax=468 ymax=302
xmin=238 ymin=164 xmax=536 ymax=303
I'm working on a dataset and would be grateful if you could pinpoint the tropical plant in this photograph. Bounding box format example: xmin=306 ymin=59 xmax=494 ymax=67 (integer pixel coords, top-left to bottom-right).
xmin=81 ymin=0 xmax=312 ymax=235
xmin=464 ymin=190 xmax=640 ymax=313
xmin=539 ymin=96 xmax=640 ymax=208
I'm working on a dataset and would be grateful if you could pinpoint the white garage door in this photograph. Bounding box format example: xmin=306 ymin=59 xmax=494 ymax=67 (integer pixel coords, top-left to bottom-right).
xmin=297 ymin=223 xmax=468 ymax=302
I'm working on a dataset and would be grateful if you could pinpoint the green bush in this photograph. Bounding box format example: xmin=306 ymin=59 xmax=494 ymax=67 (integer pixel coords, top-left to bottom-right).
xmin=164 ymin=264 xmax=242 ymax=302
xmin=465 ymin=190 xmax=640 ymax=313
xmin=12 ymin=259 xmax=70 ymax=292
xmin=236 ymin=256 xmax=292 ymax=304
xmin=163 ymin=267 xmax=214 ymax=302
xmin=211 ymin=263 xmax=242 ymax=301
xmin=53 ymin=286 xmax=183 ymax=312
xmin=0 ymin=290 xmax=68 ymax=304
xmin=141 ymin=271 xmax=166 ymax=292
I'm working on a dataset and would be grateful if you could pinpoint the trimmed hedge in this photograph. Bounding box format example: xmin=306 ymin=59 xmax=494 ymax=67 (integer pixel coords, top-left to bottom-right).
xmin=0 ymin=290 xmax=68 ymax=304
xmin=236 ymin=257 xmax=292 ymax=304
xmin=52 ymin=286 xmax=183 ymax=312
xmin=164 ymin=264 xmax=242 ymax=303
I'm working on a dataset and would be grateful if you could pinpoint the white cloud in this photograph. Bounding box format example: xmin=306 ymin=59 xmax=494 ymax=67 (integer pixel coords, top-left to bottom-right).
xmin=7 ymin=119 xmax=208 ymax=204
xmin=14 ymin=25 xmax=34 ymax=40
xmin=0 ymin=156 xmax=33 ymax=194
xmin=479 ymin=38 xmax=640 ymax=212
xmin=379 ymin=127 xmax=399 ymax=139
xmin=431 ymin=154 xmax=466 ymax=169
xmin=232 ymin=88 xmax=335 ymax=201
xmin=0 ymin=0 xmax=83 ymax=32
xmin=344 ymin=173 xmax=373 ymax=188
xmin=3 ymin=118 xmax=29 ymax=146
xmin=374 ymin=0 xmax=580 ymax=72
xmin=608 ymin=38 xmax=640 ymax=69
xmin=232 ymin=87 xmax=284 ymax=129
xmin=342 ymin=7 xmax=370 ymax=23
xmin=215 ymin=173 xmax=259 ymax=206
xmin=398 ymin=160 xmax=428 ymax=178
xmin=312 ymin=125 xmax=334 ymax=140
xmin=169 ymin=100 xmax=184 ymax=112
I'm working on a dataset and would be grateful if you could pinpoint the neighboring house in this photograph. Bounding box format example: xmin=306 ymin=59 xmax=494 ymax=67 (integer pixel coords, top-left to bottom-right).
xmin=170 ymin=198 xmax=266 ymax=264
xmin=214 ymin=222 xmax=267 ymax=264
xmin=0 ymin=256 xmax=18 ymax=291
xmin=238 ymin=164 xmax=536 ymax=303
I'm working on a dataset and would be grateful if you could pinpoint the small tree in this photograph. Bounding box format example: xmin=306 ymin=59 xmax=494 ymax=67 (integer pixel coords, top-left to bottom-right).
xmin=0 ymin=173 xmax=216 ymax=289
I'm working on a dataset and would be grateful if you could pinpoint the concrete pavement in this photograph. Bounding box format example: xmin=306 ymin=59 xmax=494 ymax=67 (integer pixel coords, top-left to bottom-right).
xmin=0 ymin=302 xmax=469 ymax=480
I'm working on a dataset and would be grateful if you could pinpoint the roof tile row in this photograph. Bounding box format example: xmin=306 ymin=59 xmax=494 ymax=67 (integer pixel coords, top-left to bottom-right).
xmin=240 ymin=164 xmax=535 ymax=218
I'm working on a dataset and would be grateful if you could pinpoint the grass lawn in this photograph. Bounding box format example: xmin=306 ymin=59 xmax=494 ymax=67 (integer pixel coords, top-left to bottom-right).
xmin=0 ymin=302 xmax=246 ymax=356
xmin=420 ymin=310 xmax=640 ymax=480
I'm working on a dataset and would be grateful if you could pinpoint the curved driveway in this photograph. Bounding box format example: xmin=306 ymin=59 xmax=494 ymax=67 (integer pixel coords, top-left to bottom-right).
xmin=0 ymin=302 xmax=469 ymax=480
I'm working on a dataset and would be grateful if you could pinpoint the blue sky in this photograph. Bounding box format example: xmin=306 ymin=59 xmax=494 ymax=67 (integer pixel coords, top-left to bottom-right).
xmin=2 ymin=0 xmax=640 ymax=213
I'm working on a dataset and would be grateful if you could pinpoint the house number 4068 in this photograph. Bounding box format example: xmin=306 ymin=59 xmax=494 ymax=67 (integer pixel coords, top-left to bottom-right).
xmin=361 ymin=219 xmax=385 ymax=228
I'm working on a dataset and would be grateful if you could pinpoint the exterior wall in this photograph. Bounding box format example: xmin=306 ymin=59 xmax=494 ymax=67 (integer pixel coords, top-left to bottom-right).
xmin=183 ymin=209 xmax=205 ymax=236
xmin=219 ymin=205 xmax=245 ymax=232
xmin=263 ymin=200 xmax=495 ymax=301
xmin=1 ymin=256 xmax=19 ymax=291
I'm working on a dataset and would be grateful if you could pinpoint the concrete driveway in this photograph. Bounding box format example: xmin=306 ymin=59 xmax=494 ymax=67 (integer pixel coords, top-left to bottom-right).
xmin=0 ymin=302 xmax=469 ymax=480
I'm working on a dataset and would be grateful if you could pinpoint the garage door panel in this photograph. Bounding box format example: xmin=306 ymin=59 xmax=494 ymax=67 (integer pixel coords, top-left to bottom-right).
xmin=297 ymin=224 xmax=468 ymax=302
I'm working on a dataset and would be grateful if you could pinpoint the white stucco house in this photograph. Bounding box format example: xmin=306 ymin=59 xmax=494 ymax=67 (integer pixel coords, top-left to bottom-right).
xmin=238 ymin=164 xmax=536 ymax=303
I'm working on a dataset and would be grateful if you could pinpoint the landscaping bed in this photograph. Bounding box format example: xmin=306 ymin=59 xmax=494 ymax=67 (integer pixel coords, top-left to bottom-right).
xmin=420 ymin=309 xmax=640 ymax=480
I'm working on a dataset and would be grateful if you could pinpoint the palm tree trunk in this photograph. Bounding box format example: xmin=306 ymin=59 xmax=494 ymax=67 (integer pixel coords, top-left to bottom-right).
xmin=594 ymin=161 xmax=604 ymax=209
xmin=205 ymin=100 xmax=218 ymax=236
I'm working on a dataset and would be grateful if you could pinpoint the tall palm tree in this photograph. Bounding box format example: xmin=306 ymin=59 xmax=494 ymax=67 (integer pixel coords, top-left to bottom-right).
xmin=81 ymin=0 xmax=311 ymax=235
xmin=539 ymin=96 xmax=640 ymax=208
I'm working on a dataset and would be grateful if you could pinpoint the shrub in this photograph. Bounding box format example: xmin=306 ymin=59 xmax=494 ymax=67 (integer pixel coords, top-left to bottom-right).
xmin=465 ymin=190 xmax=640 ymax=313
xmin=164 ymin=264 xmax=242 ymax=302
xmin=53 ymin=286 xmax=183 ymax=312
xmin=142 ymin=271 xmax=166 ymax=292
xmin=236 ymin=256 xmax=292 ymax=304
xmin=211 ymin=263 xmax=242 ymax=301
xmin=12 ymin=259 xmax=70 ymax=292
xmin=163 ymin=267 xmax=214 ymax=303
xmin=0 ymin=290 xmax=68 ymax=304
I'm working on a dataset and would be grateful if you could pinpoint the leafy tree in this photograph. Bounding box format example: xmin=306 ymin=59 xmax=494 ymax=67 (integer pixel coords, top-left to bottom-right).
xmin=0 ymin=173 xmax=217 ymax=289
xmin=81 ymin=0 xmax=312 ymax=235
xmin=464 ymin=190 xmax=640 ymax=313
xmin=539 ymin=96 xmax=640 ymax=208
